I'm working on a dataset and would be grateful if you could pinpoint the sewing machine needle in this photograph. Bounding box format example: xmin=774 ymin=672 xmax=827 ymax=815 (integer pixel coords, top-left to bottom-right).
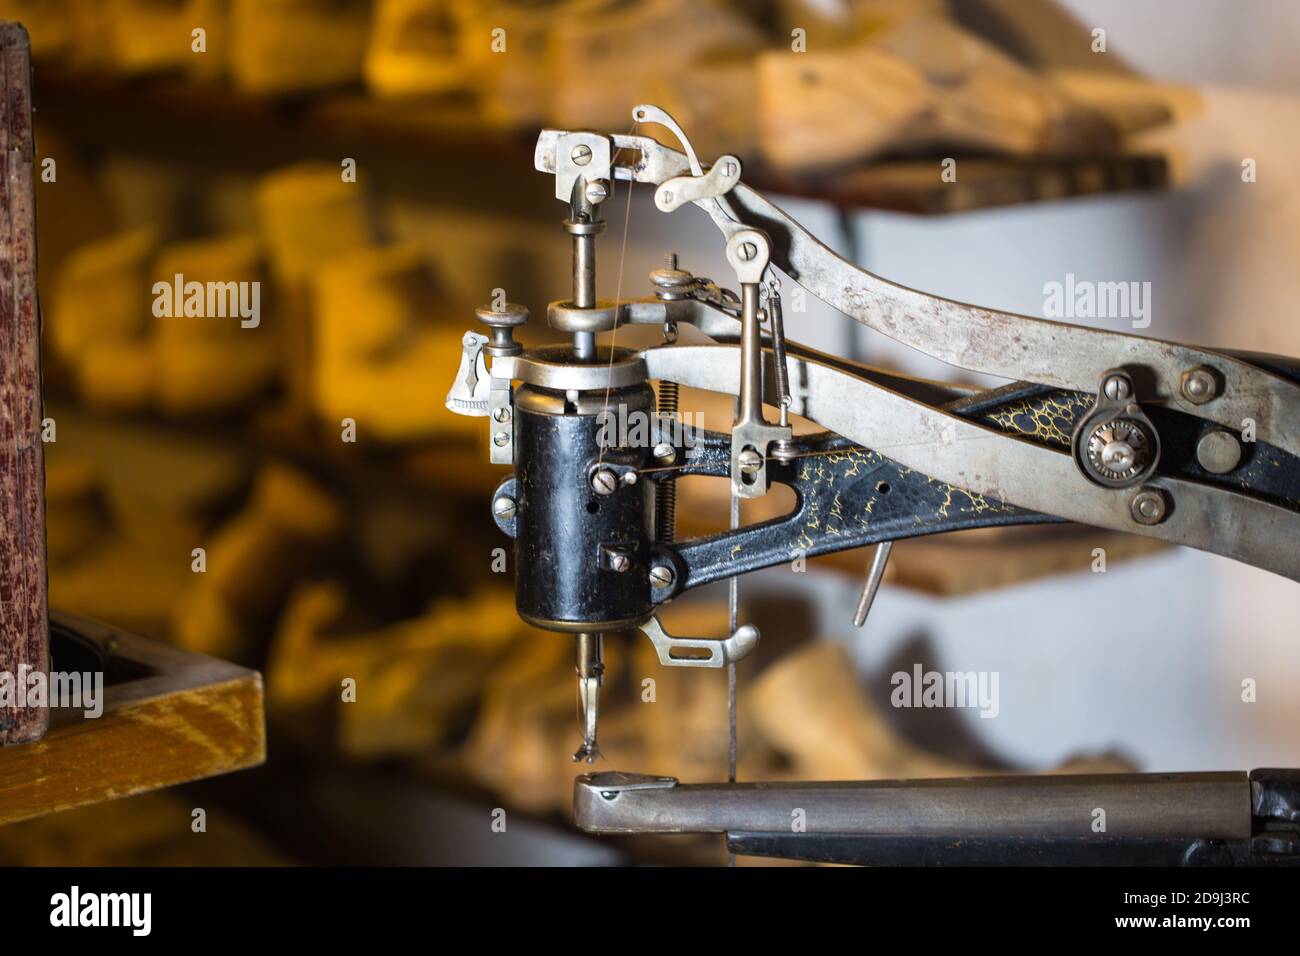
xmin=573 ymin=631 xmax=604 ymax=763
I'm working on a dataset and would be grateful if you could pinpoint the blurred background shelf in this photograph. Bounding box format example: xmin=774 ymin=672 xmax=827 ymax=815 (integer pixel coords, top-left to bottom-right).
xmin=32 ymin=67 xmax=1168 ymax=215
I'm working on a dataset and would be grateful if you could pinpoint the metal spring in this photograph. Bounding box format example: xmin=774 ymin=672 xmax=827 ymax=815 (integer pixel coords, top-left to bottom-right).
xmin=655 ymin=381 xmax=679 ymax=543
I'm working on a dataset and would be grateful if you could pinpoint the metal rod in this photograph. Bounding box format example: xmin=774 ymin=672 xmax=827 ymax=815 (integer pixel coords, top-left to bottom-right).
xmin=575 ymin=772 xmax=1253 ymax=840
xmin=727 ymin=398 xmax=740 ymax=867
xmin=728 ymin=396 xmax=740 ymax=788
xmin=853 ymin=540 xmax=894 ymax=627
xmin=573 ymin=233 xmax=595 ymax=308
xmin=572 ymin=231 xmax=596 ymax=361
xmin=573 ymin=331 xmax=596 ymax=360
xmin=737 ymin=283 xmax=763 ymax=425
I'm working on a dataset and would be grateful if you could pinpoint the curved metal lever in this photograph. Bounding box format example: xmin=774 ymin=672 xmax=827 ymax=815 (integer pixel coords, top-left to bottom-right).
xmin=632 ymin=104 xmax=702 ymax=175
xmin=656 ymin=154 xmax=742 ymax=213
xmin=640 ymin=613 xmax=759 ymax=668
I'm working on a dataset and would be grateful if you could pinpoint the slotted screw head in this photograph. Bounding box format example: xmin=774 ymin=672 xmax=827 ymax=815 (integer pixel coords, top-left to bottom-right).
xmin=1102 ymin=374 xmax=1131 ymax=401
xmin=738 ymin=448 xmax=763 ymax=475
xmin=571 ymin=144 xmax=592 ymax=166
xmin=493 ymin=496 xmax=517 ymax=520
xmin=592 ymin=469 xmax=619 ymax=495
xmin=649 ymin=565 xmax=674 ymax=588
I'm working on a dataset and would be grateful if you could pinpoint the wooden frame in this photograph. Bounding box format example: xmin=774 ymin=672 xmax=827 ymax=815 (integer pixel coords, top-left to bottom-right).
xmin=0 ymin=22 xmax=48 ymax=747
xmin=0 ymin=611 xmax=265 ymax=826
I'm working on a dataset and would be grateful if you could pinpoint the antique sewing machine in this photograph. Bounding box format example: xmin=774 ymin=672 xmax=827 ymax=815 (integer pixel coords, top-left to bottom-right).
xmin=446 ymin=105 xmax=1300 ymax=866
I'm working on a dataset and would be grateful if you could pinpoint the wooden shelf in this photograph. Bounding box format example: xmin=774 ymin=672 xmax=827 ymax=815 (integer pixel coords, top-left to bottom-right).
xmin=0 ymin=611 xmax=265 ymax=826
xmin=30 ymin=66 xmax=1167 ymax=215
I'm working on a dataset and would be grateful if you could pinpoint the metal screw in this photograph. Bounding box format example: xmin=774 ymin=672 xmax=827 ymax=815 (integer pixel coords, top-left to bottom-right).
xmin=584 ymin=179 xmax=609 ymax=204
xmin=492 ymin=496 xmax=517 ymax=520
xmin=723 ymin=161 xmax=738 ymax=178
xmin=608 ymin=552 xmax=631 ymax=573
xmin=1181 ymin=366 xmax=1219 ymax=405
xmin=665 ymin=253 xmax=678 ymax=270
xmin=492 ymin=406 xmax=511 ymax=423
xmin=1196 ymin=429 xmax=1242 ymax=474
xmin=738 ymin=448 xmax=763 ymax=476
xmin=653 ymin=442 xmax=676 ymax=464
xmin=649 ymin=565 xmax=675 ymax=588
xmin=737 ymin=242 xmax=757 ymax=262
xmin=1130 ymin=487 xmax=1168 ymax=525
xmin=591 ymin=469 xmax=619 ymax=495
xmin=493 ymin=430 xmax=510 ymax=447
xmin=1102 ymin=374 xmax=1131 ymax=402
xmin=571 ymin=144 xmax=592 ymax=166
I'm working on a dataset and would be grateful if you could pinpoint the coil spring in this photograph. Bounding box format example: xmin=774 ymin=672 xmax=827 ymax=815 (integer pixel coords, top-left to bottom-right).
xmin=655 ymin=381 xmax=679 ymax=543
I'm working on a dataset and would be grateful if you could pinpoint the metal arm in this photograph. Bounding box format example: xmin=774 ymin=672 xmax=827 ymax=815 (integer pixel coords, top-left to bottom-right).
xmin=644 ymin=345 xmax=1300 ymax=583
xmin=536 ymin=116 xmax=1300 ymax=460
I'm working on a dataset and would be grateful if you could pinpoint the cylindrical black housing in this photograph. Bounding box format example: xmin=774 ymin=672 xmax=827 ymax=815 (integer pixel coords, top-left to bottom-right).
xmin=513 ymin=382 xmax=655 ymax=632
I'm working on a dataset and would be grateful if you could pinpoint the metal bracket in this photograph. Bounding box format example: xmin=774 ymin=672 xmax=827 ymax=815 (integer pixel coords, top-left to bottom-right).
xmin=488 ymin=378 xmax=514 ymax=465
xmin=640 ymin=613 xmax=758 ymax=668
xmin=552 ymin=131 xmax=612 ymax=204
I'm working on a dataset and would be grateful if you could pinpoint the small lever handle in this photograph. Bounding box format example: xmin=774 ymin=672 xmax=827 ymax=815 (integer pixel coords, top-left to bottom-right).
xmin=655 ymin=155 xmax=742 ymax=213
xmin=853 ymin=540 xmax=894 ymax=627
xmin=640 ymin=614 xmax=759 ymax=668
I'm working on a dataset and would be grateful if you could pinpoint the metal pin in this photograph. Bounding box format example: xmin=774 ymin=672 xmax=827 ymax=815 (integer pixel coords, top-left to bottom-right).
xmin=852 ymin=540 xmax=894 ymax=628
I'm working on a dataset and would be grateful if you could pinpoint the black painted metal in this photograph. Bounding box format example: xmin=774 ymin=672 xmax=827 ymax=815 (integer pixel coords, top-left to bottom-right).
xmin=512 ymin=383 xmax=656 ymax=632
xmin=500 ymin=370 xmax=1300 ymax=625
xmin=653 ymin=430 xmax=1059 ymax=599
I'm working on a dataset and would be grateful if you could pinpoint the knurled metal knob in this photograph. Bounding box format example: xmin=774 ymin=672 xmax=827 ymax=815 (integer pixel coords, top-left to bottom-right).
xmin=649 ymin=253 xmax=696 ymax=301
xmin=1084 ymin=416 xmax=1153 ymax=486
xmin=475 ymin=302 xmax=528 ymax=356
